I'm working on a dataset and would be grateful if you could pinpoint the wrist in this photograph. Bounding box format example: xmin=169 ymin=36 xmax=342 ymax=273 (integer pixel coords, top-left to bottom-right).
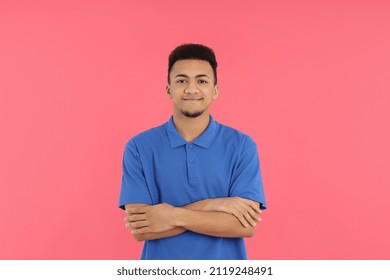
xmin=200 ymin=199 xmax=215 ymax=211
xmin=184 ymin=199 xmax=214 ymax=211
xmin=173 ymin=207 xmax=188 ymax=228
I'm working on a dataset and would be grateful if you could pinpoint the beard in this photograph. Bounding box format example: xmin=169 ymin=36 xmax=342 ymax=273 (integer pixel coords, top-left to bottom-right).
xmin=181 ymin=110 xmax=204 ymax=118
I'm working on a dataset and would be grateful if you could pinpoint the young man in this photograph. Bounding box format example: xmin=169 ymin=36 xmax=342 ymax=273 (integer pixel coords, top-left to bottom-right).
xmin=119 ymin=44 xmax=266 ymax=259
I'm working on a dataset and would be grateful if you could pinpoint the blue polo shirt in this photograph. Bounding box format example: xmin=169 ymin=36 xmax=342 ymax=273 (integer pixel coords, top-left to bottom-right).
xmin=119 ymin=115 xmax=266 ymax=260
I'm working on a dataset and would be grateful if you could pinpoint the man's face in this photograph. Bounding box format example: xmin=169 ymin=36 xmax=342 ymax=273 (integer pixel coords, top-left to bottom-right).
xmin=167 ymin=59 xmax=218 ymax=118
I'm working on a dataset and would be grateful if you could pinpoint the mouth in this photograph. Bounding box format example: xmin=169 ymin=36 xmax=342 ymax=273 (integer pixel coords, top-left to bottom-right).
xmin=183 ymin=98 xmax=203 ymax=101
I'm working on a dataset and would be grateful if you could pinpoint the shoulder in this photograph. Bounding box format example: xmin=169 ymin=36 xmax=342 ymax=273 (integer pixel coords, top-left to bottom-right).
xmin=125 ymin=123 xmax=167 ymax=151
xmin=215 ymin=121 xmax=257 ymax=149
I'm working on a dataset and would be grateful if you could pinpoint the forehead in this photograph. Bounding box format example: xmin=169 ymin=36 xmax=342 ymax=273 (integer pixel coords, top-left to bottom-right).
xmin=170 ymin=59 xmax=214 ymax=77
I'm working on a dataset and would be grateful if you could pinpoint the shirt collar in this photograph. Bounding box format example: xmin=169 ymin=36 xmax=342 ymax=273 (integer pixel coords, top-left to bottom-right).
xmin=166 ymin=115 xmax=217 ymax=149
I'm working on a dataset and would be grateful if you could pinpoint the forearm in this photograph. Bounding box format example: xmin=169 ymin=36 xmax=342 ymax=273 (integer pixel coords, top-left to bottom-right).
xmin=129 ymin=201 xmax=212 ymax=241
xmin=132 ymin=227 xmax=186 ymax=242
xmin=126 ymin=198 xmax=260 ymax=240
xmin=133 ymin=200 xmax=213 ymax=241
xmin=174 ymin=208 xmax=256 ymax=238
xmin=134 ymin=202 xmax=255 ymax=240
xmin=125 ymin=203 xmax=187 ymax=241
xmin=182 ymin=199 xmax=214 ymax=211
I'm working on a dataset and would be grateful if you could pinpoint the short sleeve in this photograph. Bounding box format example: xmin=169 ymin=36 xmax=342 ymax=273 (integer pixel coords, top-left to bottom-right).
xmin=118 ymin=139 xmax=153 ymax=210
xmin=229 ymin=136 xmax=267 ymax=210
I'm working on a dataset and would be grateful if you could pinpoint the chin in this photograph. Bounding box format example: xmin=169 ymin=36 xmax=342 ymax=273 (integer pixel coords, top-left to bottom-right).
xmin=181 ymin=110 xmax=204 ymax=118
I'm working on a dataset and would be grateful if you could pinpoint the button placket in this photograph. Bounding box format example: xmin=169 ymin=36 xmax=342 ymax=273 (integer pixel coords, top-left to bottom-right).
xmin=186 ymin=143 xmax=198 ymax=184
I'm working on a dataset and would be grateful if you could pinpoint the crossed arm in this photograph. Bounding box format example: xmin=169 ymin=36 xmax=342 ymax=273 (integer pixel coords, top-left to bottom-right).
xmin=123 ymin=197 xmax=262 ymax=241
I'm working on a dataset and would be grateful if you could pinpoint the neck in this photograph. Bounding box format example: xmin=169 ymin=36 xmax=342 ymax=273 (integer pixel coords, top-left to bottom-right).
xmin=172 ymin=112 xmax=210 ymax=142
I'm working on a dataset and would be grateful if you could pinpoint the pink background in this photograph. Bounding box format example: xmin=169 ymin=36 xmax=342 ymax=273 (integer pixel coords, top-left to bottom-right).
xmin=1 ymin=0 xmax=389 ymax=259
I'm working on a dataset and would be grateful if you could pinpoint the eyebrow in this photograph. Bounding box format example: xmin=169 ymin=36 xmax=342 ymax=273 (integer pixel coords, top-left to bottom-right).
xmin=174 ymin=74 xmax=210 ymax=79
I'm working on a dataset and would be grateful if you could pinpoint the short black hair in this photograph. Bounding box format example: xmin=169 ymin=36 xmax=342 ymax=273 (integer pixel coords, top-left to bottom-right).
xmin=168 ymin=43 xmax=218 ymax=85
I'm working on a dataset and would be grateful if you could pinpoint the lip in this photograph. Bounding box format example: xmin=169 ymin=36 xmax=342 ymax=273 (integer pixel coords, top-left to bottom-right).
xmin=183 ymin=98 xmax=203 ymax=101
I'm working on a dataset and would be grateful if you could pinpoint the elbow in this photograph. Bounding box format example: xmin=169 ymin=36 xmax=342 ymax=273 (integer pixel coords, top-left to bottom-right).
xmin=242 ymin=227 xmax=256 ymax=238
xmin=132 ymin=234 xmax=146 ymax=242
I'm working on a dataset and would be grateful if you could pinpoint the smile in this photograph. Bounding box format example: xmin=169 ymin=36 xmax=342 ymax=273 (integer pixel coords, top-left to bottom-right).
xmin=183 ymin=98 xmax=203 ymax=101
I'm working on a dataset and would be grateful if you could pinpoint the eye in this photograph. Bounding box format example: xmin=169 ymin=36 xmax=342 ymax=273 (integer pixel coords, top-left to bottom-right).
xmin=176 ymin=79 xmax=186 ymax=84
xmin=198 ymin=79 xmax=208 ymax=84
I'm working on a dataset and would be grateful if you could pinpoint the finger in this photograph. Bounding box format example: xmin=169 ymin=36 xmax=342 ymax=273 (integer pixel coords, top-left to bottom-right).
xmin=131 ymin=226 xmax=150 ymax=235
xmin=130 ymin=221 xmax=148 ymax=229
xmin=128 ymin=214 xmax=147 ymax=222
xmin=237 ymin=197 xmax=261 ymax=213
xmin=234 ymin=197 xmax=258 ymax=212
xmin=126 ymin=207 xmax=148 ymax=215
xmin=236 ymin=204 xmax=261 ymax=224
xmin=246 ymin=200 xmax=261 ymax=213
xmin=246 ymin=209 xmax=260 ymax=223
xmin=236 ymin=202 xmax=257 ymax=219
xmin=243 ymin=212 xmax=257 ymax=227
xmin=232 ymin=210 xmax=249 ymax=227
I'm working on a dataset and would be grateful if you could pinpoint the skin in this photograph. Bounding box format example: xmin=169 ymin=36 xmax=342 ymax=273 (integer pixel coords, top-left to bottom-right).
xmin=124 ymin=59 xmax=262 ymax=241
xmin=125 ymin=198 xmax=262 ymax=241
xmin=166 ymin=59 xmax=219 ymax=142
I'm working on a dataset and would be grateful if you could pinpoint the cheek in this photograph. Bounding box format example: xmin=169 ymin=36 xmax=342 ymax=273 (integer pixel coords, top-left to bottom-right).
xmin=170 ymin=86 xmax=184 ymax=95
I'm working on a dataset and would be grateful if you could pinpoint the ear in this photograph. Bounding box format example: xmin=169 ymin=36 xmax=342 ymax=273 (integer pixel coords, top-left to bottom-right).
xmin=212 ymin=84 xmax=219 ymax=100
xmin=166 ymin=85 xmax=172 ymax=99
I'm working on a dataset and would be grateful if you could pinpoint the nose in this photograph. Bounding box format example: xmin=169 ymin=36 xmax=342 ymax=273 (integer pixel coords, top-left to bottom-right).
xmin=184 ymin=80 xmax=199 ymax=94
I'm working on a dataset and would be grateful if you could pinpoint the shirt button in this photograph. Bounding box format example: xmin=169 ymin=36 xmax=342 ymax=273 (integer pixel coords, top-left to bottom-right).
xmin=188 ymin=144 xmax=193 ymax=149
xmin=190 ymin=159 xmax=195 ymax=164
